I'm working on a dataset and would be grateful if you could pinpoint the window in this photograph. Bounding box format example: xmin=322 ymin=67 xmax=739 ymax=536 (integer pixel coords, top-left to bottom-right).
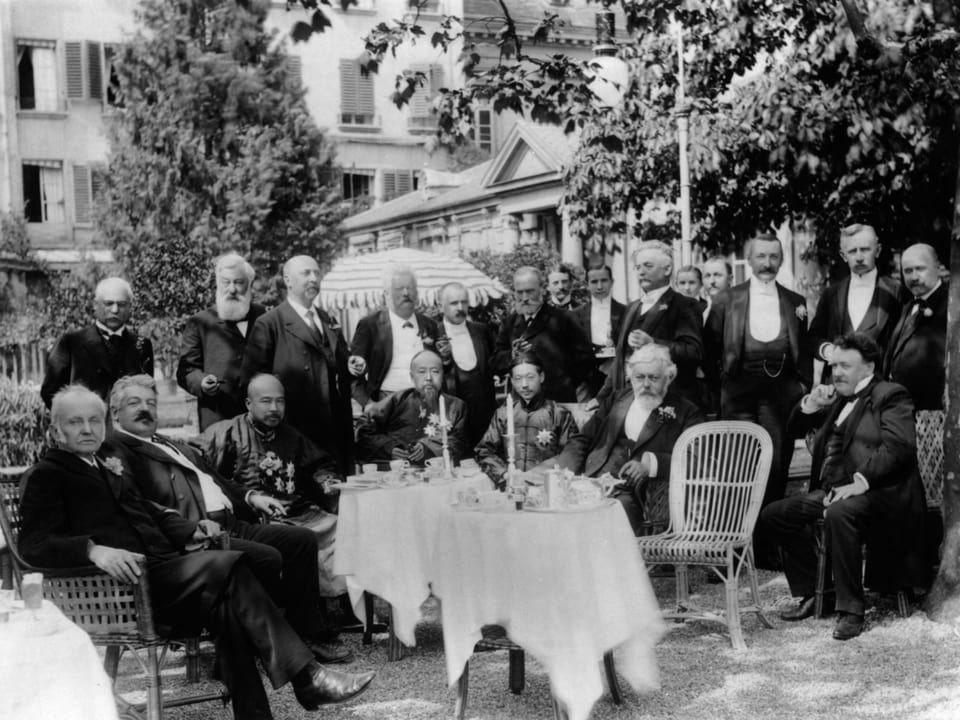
xmin=339 ymin=59 xmax=376 ymax=127
xmin=342 ymin=170 xmax=374 ymax=204
xmin=408 ymin=0 xmax=440 ymax=12
xmin=16 ymin=40 xmax=59 ymax=111
xmin=22 ymin=161 xmax=65 ymax=224
xmin=406 ymin=64 xmax=442 ymax=132
xmin=382 ymin=170 xmax=418 ymax=201
xmin=474 ymin=106 xmax=494 ymax=152
xmin=65 ymin=41 xmax=118 ymax=105
xmin=73 ymin=164 xmax=106 ymax=225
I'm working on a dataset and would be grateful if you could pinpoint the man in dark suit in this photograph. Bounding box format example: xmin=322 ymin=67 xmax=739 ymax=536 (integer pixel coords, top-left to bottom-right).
xmin=436 ymin=282 xmax=496 ymax=450
xmin=104 ymin=374 xmax=352 ymax=664
xmin=348 ymin=265 xmax=444 ymax=410
xmin=492 ymin=266 xmax=595 ymax=403
xmin=177 ymin=253 xmax=267 ymax=431
xmin=705 ymin=232 xmax=814 ymax=511
xmin=550 ymin=344 xmax=705 ymax=534
xmin=19 ymin=385 xmax=374 ymax=720
xmin=759 ymin=333 xmax=925 ymax=640
xmin=546 ymin=265 xmax=579 ymax=311
xmin=41 ymin=277 xmax=153 ymax=407
xmin=884 ymin=243 xmax=948 ymax=411
xmin=572 ymin=262 xmax=626 ymax=398
xmin=599 ymin=242 xmax=703 ymax=406
xmin=242 ymin=255 xmax=355 ymax=475
xmin=809 ymin=224 xmax=901 ymax=384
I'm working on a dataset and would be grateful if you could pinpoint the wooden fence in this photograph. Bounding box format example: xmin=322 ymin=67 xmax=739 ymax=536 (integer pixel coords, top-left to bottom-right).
xmin=0 ymin=341 xmax=46 ymax=385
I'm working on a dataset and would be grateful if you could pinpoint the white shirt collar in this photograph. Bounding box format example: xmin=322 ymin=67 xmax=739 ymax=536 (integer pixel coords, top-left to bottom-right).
xmin=853 ymin=375 xmax=873 ymax=395
xmin=286 ymin=297 xmax=316 ymax=321
xmin=641 ymin=285 xmax=670 ymax=305
xmin=443 ymin=318 xmax=469 ymax=336
xmin=389 ymin=310 xmax=418 ymax=330
xmin=921 ymin=280 xmax=943 ymax=302
xmin=591 ymin=295 xmax=612 ymax=308
xmin=95 ymin=321 xmax=125 ymax=337
xmin=749 ymin=276 xmax=778 ymax=296
xmin=849 ymin=267 xmax=878 ymax=288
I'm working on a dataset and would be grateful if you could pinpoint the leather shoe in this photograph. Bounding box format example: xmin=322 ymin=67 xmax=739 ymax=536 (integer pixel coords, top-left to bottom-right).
xmin=293 ymin=661 xmax=374 ymax=710
xmin=832 ymin=613 xmax=864 ymax=641
xmin=304 ymin=639 xmax=354 ymax=664
xmin=780 ymin=596 xmax=816 ymax=621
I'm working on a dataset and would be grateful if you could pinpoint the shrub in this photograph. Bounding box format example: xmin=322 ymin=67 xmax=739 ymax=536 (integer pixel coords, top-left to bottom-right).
xmin=0 ymin=378 xmax=48 ymax=467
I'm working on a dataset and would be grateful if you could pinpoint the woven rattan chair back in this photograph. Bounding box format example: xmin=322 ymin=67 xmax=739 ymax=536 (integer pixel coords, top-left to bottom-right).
xmin=915 ymin=410 xmax=944 ymax=510
xmin=666 ymin=421 xmax=773 ymax=542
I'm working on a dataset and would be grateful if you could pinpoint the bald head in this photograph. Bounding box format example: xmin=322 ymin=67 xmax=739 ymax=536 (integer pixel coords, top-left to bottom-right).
xmin=901 ymin=243 xmax=941 ymax=297
xmin=440 ymin=282 xmax=469 ymax=324
xmin=246 ymin=373 xmax=286 ymax=428
xmin=283 ymin=255 xmax=321 ymax=307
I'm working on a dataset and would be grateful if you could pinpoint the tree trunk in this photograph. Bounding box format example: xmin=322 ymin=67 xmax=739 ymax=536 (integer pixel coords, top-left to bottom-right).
xmin=925 ymin=108 xmax=960 ymax=623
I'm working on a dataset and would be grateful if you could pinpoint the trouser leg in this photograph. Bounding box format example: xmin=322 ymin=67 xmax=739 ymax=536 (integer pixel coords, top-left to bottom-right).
xmin=758 ymin=492 xmax=826 ymax=598
xmin=824 ymin=495 xmax=871 ymax=616
xmin=209 ymin=560 xmax=315 ymax=719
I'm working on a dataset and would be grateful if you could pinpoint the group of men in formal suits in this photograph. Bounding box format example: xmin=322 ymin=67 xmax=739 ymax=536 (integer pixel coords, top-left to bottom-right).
xmin=33 ymin=222 xmax=949 ymax=661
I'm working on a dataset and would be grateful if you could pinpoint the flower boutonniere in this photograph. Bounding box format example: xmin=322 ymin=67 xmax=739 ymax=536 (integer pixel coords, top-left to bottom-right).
xmin=535 ymin=429 xmax=554 ymax=447
xmin=922 ymin=307 xmax=933 ymax=318
xmin=795 ymin=305 xmax=808 ymax=321
xmin=656 ymin=406 xmax=677 ymax=423
xmin=102 ymin=457 xmax=125 ymax=476
xmin=657 ymin=303 xmax=669 ymax=312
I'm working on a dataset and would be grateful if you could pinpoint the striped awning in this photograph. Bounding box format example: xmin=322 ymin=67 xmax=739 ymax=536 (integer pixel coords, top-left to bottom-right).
xmin=319 ymin=247 xmax=507 ymax=311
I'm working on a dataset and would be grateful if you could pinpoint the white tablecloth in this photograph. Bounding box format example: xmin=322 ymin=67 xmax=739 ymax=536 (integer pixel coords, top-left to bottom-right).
xmin=0 ymin=599 xmax=119 ymax=720
xmin=432 ymin=501 xmax=665 ymax=720
xmin=333 ymin=474 xmax=493 ymax=645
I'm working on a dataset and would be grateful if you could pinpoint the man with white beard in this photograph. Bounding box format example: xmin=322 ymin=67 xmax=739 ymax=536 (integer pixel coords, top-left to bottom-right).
xmin=178 ymin=253 xmax=266 ymax=430
xmin=550 ymin=344 xmax=705 ymax=534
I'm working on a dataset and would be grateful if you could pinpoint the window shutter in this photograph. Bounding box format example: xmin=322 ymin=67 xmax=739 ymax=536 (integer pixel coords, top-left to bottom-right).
xmin=90 ymin=166 xmax=106 ymax=205
xmin=73 ymin=164 xmax=92 ymax=224
xmin=287 ymin=56 xmax=302 ymax=85
xmin=396 ymin=170 xmax=412 ymax=195
xmin=87 ymin=41 xmax=103 ymax=99
xmin=408 ymin=63 xmax=439 ymax=118
xmin=340 ymin=59 xmax=358 ymax=115
xmin=356 ymin=63 xmax=374 ymax=115
xmin=65 ymin=41 xmax=84 ymax=98
xmin=382 ymin=171 xmax=397 ymax=200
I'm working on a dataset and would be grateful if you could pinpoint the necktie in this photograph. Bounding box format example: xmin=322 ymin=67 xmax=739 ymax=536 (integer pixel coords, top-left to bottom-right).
xmin=306 ymin=309 xmax=336 ymax=368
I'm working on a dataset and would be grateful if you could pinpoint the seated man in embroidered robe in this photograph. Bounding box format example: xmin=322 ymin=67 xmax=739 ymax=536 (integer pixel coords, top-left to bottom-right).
xmin=201 ymin=373 xmax=346 ymax=600
xmin=356 ymin=350 xmax=467 ymax=467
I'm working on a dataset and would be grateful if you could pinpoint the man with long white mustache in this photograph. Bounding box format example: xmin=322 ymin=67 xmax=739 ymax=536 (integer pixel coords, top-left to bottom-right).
xmin=178 ymin=253 xmax=266 ymax=430
xmin=550 ymin=344 xmax=705 ymax=535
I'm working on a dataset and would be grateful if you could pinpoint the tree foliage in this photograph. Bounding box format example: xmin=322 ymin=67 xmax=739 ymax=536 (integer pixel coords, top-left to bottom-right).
xmin=99 ymin=0 xmax=347 ymax=364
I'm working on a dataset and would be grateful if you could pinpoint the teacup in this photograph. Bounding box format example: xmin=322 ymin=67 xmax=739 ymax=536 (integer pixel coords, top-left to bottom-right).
xmin=389 ymin=459 xmax=409 ymax=473
xmin=361 ymin=463 xmax=378 ymax=476
xmin=425 ymin=457 xmax=444 ymax=469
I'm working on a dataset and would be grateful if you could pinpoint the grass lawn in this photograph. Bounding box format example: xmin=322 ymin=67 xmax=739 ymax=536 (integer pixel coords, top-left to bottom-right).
xmin=128 ymin=568 xmax=960 ymax=720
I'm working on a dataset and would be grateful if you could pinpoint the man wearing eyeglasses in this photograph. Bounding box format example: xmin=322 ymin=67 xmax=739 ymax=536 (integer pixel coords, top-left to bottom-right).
xmin=41 ymin=276 xmax=154 ymax=408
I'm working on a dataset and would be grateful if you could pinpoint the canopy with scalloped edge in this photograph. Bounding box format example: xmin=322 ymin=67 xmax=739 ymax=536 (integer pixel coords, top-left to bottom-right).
xmin=318 ymin=248 xmax=507 ymax=311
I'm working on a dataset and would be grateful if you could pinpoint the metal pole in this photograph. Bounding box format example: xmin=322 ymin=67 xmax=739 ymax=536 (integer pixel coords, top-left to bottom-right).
xmin=675 ymin=22 xmax=692 ymax=267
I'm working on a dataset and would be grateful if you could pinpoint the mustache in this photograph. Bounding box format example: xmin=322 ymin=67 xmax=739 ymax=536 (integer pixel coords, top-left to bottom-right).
xmin=134 ymin=410 xmax=154 ymax=423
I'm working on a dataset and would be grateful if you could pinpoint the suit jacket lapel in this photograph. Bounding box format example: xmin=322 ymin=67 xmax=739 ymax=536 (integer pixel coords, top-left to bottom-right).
xmin=729 ymin=286 xmax=749 ymax=350
xmin=279 ymin=302 xmax=323 ymax=352
xmin=602 ymin=393 xmax=633 ymax=460
xmin=841 ymin=382 xmax=876 ymax=451
xmin=378 ymin=310 xmax=394 ymax=364
xmin=890 ymin=307 xmax=918 ymax=360
xmin=639 ymin=288 xmax=674 ymax=332
xmin=777 ymin=285 xmax=800 ymax=362
xmin=834 ymin=278 xmax=850 ymax=331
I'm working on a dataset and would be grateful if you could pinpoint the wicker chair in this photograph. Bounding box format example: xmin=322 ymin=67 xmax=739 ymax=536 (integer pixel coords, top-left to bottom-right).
xmin=0 ymin=471 xmax=226 ymax=720
xmin=637 ymin=421 xmax=774 ymax=651
xmin=916 ymin=410 xmax=944 ymax=511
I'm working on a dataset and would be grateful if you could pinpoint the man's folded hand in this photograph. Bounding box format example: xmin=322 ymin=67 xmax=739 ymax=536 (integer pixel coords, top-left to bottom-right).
xmin=88 ymin=544 xmax=145 ymax=584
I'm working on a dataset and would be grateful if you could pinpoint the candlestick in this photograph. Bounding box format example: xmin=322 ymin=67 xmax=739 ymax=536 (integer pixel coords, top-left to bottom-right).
xmin=439 ymin=395 xmax=451 ymax=475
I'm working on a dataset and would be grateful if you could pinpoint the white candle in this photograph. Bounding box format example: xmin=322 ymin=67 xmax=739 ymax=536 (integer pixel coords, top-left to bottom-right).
xmin=439 ymin=394 xmax=447 ymax=428
xmin=439 ymin=394 xmax=451 ymax=474
xmin=505 ymin=390 xmax=515 ymax=460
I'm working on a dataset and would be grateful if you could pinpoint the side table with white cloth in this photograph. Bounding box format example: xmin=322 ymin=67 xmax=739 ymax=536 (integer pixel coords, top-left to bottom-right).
xmin=432 ymin=500 xmax=665 ymax=720
xmin=333 ymin=472 xmax=493 ymax=658
xmin=0 ymin=599 xmax=120 ymax=720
